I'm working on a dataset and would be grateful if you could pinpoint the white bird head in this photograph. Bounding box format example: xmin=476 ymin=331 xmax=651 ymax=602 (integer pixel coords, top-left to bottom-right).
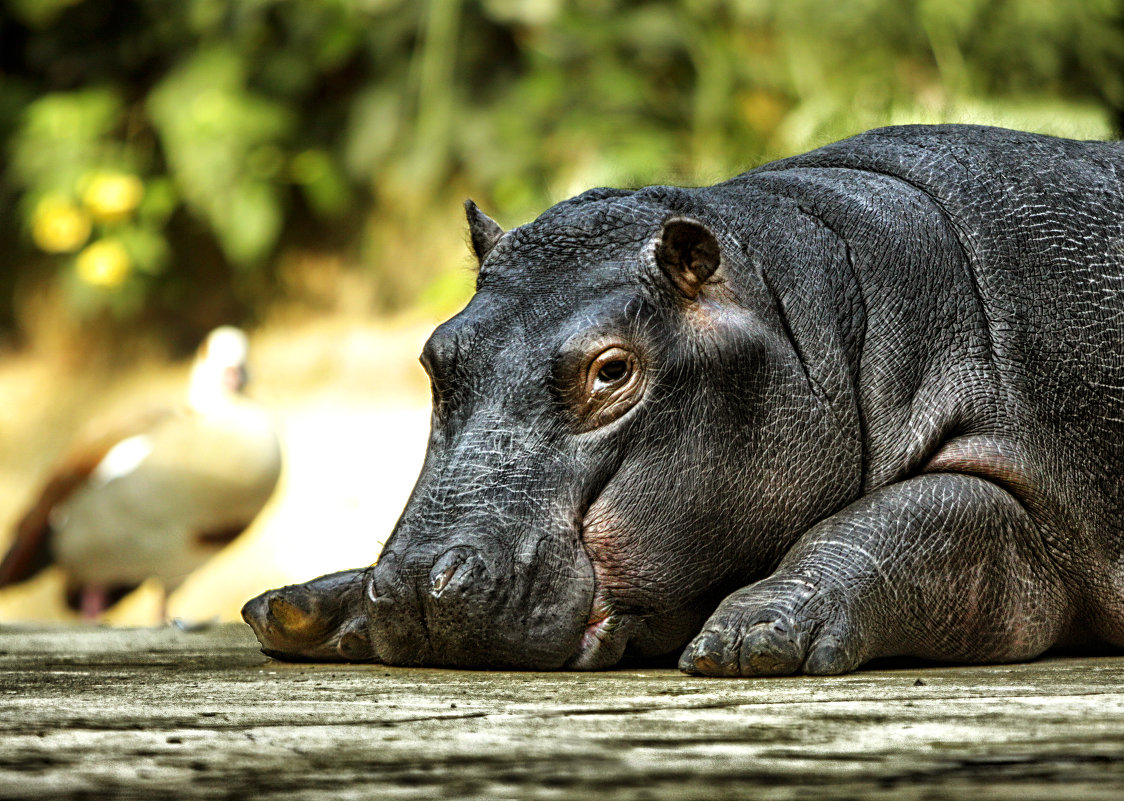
xmin=188 ymin=326 xmax=251 ymax=411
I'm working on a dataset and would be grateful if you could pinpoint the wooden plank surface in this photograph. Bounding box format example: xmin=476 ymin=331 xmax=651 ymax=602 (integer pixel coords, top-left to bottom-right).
xmin=1 ymin=623 xmax=1123 ymax=800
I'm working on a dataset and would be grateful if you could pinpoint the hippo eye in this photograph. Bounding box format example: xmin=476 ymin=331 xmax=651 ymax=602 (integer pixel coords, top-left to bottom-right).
xmin=597 ymin=359 xmax=629 ymax=384
xmin=565 ymin=344 xmax=644 ymax=430
xmin=588 ymin=347 xmax=637 ymax=394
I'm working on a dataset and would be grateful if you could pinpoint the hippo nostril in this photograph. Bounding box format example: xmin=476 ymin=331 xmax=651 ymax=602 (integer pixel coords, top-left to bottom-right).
xmin=428 ymin=547 xmax=486 ymax=600
xmin=431 ymin=564 xmax=459 ymax=595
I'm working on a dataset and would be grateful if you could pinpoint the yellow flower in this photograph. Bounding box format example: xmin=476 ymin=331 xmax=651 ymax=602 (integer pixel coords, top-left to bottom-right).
xmin=31 ymin=195 xmax=91 ymax=253
xmin=76 ymin=239 xmax=131 ymax=288
xmin=82 ymin=172 xmax=144 ymax=222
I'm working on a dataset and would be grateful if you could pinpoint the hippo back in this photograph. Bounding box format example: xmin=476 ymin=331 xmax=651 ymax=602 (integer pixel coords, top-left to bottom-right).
xmin=751 ymin=125 xmax=1124 ymax=609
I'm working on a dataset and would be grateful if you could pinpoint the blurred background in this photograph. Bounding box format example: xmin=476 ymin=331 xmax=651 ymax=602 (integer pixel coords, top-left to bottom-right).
xmin=0 ymin=0 xmax=1121 ymax=624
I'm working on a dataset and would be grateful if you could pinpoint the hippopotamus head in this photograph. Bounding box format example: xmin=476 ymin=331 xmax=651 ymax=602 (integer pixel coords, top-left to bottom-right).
xmin=337 ymin=189 xmax=856 ymax=670
xmin=246 ymin=186 xmax=860 ymax=669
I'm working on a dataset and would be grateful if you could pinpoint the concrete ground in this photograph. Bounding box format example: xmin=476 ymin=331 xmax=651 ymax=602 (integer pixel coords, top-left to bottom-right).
xmin=1 ymin=624 xmax=1123 ymax=800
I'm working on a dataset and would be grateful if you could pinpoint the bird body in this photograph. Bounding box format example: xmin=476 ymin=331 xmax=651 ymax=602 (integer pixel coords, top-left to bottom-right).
xmin=0 ymin=327 xmax=281 ymax=617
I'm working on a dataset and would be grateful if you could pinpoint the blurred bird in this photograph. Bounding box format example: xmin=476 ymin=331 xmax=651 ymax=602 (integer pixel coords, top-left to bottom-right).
xmin=0 ymin=326 xmax=282 ymax=620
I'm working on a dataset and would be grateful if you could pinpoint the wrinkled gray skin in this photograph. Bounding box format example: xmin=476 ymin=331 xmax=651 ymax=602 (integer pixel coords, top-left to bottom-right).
xmin=244 ymin=125 xmax=1124 ymax=676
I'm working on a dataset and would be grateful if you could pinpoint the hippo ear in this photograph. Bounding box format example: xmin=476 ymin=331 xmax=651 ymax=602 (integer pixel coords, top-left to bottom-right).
xmin=655 ymin=217 xmax=721 ymax=299
xmin=464 ymin=199 xmax=504 ymax=266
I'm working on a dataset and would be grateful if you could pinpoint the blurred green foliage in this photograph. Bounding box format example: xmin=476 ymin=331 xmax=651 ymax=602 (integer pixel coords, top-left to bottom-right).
xmin=0 ymin=0 xmax=1121 ymax=348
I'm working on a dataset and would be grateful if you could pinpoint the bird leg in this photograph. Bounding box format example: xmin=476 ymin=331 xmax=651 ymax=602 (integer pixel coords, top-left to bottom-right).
xmin=79 ymin=584 xmax=109 ymax=621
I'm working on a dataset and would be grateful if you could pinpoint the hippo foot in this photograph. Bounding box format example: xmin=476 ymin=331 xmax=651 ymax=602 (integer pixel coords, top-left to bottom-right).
xmin=678 ymin=577 xmax=866 ymax=677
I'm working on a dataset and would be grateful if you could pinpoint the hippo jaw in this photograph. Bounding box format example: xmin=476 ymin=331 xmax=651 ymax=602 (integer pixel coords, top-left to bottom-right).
xmin=362 ymin=510 xmax=599 ymax=669
xmin=362 ymin=488 xmax=686 ymax=671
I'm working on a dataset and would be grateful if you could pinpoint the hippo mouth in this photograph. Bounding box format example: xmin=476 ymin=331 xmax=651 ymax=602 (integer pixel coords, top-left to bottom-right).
xmin=564 ymin=496 xmax=636 ymax=669
xmin=565 ymin=607 xmax=636 ymax=669
xmin=563 ymin=539 xmax=638 ymax=670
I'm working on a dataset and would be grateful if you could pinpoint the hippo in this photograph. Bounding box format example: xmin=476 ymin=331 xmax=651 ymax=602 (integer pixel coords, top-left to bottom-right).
xmin=244 ymin=124 xmax=1124 ymax=676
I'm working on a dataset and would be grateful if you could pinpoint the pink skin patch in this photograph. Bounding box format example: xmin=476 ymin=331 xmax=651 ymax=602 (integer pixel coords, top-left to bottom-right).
xmin=568 ymin=500 xmax=640 ymax=668
xmin=578 ymin=595 xmax=614 ymax=648
xmin=924 ymin=435 xmax=1040 ymax=506
xmin=576 ymin=617 xmax=612 ymax=656
xmin=568 ymin=602 xmax=631 ymax=669
xmin=81 ymin=585 xmax=108 ymax=620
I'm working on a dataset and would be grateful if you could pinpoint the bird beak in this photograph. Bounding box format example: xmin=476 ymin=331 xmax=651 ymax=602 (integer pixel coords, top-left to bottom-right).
xmin=223 ymin=365 xmax=249 ymax=393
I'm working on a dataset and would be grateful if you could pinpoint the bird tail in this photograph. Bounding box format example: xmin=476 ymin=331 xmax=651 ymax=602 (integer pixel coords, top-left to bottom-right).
xmin=0 ymin=520 xmax=54 ymax=588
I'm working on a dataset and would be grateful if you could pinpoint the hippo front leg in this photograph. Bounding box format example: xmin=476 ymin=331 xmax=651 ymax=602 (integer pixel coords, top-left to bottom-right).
xmin=681 ymin=473 xmax=1070 ymax=676
xmin=241 ymin=568 xmax=377 ymax=663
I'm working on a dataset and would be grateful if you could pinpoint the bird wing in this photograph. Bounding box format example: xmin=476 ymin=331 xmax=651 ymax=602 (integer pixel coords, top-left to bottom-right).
xmin=0 ymin=407 xmax=174 ymax=588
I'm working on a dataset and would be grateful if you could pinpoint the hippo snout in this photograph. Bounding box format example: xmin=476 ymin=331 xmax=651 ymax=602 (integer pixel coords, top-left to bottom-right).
xmin=365 ymin=535 xmax=595 ymax=670
xmin=427 ymin=546 xmax=491 ymax=599
xmin=367 ymin=545 xmax=499 ymax=609
xmin=365 ymin=545 xmax=508 ymax=667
